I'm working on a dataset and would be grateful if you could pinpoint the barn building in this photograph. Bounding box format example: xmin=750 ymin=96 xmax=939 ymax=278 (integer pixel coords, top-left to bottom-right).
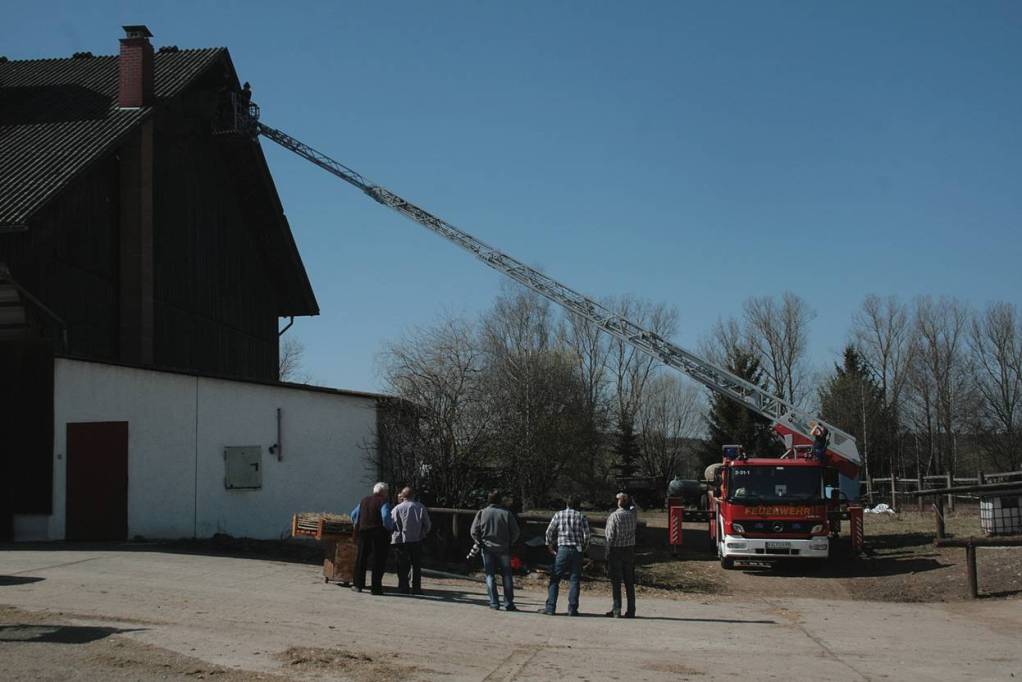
xmin=1 ymin=26 xmax=381 ymax=541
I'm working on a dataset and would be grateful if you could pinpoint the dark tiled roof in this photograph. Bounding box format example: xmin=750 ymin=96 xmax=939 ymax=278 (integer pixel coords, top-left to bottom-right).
xmin=0 ymin=49 xmax=224 ymax=227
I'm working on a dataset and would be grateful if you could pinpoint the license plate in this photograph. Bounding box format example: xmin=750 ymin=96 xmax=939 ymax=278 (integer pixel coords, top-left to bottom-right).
xmin=766 ymin=542 xmax=791 ymax=550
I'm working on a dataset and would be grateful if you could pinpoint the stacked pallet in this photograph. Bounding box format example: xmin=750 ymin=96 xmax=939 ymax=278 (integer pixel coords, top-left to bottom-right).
xmin=291 ymin=512 xmax=353 ymax=540
xmin=291 ymin=512 xmax=357 ymax=585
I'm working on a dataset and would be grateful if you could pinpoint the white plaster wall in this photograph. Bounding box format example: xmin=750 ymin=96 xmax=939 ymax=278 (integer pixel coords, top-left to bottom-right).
xmin=41 ymin=358 xmax=378 ymax=540
xmin=193 ymin=376 xmax=377 ymax=539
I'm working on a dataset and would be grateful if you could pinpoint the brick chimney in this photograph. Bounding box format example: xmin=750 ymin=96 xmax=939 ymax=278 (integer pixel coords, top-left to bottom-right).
xmin=118 ymin=25 xmax=154 ymax=108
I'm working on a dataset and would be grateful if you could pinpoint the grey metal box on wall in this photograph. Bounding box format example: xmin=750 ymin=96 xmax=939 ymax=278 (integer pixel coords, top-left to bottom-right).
xmin=224 ymin=446 xmax=262 ymax=489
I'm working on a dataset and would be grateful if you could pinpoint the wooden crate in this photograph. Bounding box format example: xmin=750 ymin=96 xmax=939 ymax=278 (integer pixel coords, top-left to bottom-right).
xmin=291 ymin=513 xmax=356 ymax=585
xmin=323 ymin=536 xmax=357 ymax=585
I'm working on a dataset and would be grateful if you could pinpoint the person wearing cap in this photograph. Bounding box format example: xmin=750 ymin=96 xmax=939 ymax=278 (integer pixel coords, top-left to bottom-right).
xmin=605 ymin=492 xmax=638 ymax=618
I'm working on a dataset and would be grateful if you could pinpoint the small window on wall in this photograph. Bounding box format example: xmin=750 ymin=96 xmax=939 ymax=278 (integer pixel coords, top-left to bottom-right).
xmin=224 ymin=446 xmax=262 ymax=490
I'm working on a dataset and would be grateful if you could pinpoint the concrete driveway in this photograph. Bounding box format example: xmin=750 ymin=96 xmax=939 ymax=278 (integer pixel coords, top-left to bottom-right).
xmin=1 ymin=546 xmax=1019 ymax=680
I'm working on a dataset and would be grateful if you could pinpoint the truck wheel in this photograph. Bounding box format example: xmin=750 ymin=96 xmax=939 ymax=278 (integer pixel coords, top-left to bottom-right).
xmin=718 ymin=539 xmax=735 ymax=569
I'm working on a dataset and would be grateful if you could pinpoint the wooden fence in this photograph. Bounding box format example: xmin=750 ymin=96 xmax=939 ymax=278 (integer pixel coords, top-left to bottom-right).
xmin=865 ymin=469 xmax=1022 ymax=511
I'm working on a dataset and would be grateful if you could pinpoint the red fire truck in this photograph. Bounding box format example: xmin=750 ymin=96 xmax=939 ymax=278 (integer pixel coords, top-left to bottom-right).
xmin=670 ymin=441 xmax=864 ymax=568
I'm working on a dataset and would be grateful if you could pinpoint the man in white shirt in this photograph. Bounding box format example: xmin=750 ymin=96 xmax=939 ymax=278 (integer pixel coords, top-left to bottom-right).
xmin=391 ymin=487 xmax=431 ymax=595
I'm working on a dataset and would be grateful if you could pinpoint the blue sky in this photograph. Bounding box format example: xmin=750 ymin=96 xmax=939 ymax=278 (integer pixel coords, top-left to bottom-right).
xmin=5 ymin=2 xmax=1021 ymax=392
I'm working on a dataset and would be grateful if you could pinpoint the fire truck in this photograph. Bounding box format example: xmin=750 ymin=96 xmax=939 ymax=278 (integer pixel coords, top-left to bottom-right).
xmin=219 ymin=95 xmax=864 ymax=569
xmin=700 ymin=444 xmax=864 ymax=569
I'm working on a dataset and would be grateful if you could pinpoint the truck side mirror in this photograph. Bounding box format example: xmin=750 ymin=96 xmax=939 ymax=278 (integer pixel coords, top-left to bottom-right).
xmin=827 ymin=488 xmax=839 ymax=501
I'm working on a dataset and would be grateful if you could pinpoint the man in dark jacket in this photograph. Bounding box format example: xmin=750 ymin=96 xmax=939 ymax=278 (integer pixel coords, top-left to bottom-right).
xmin=351 ymin=482 xmax=394 ymax=595
xmin=470 ymin=490 xmax=520 ymax=611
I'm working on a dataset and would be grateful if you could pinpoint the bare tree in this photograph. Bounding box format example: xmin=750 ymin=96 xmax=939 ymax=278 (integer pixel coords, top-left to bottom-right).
xmin=742 ymin=292 xmax=816 ymax=406
xmin=601 ymin=295 xmax=680 ymax=483
xmin=279 ymin=336 xmax=311 ymax=383
xmin=909 ymin=296 xmax=973 ymax=475
xmin=852 ymin=295 xmax=914 ymax=413
xmin=636 ymin=374 xmax=704 ymax=483
xmin=561 ymin=311 xmax=611 ymax=421
xmin=699 ymin=316 xmax=747 ymax=369
xmin=377 ymin=317 xmax=491 ymax=506
xmin=850 ymin=294 xmax=915 ymax=476
xmin=968 ymin=302 xmax=1022 ymax=471
xmin=560 ymin=311 xmax=613 ymax=497
xmin=481 ymin=285 xmax=591 ymax=507
xmin=606 ymin=296 xmax=679 ymax=423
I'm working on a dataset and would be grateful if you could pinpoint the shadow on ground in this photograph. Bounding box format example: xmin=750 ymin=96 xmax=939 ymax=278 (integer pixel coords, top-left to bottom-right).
xmin=0 ymin=623 xmax=143 ymax=644
xmin=734 ymin=554 xmax=948 ymax=578
xmin=0 ymin=576 xmax=45 ymax=586
xmin=334 ymin=585 xmax=495 ymax=607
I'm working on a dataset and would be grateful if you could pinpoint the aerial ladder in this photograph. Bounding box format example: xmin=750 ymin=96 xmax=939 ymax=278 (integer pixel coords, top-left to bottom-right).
xmin=225 ymin=99 xmax=861 ymax=486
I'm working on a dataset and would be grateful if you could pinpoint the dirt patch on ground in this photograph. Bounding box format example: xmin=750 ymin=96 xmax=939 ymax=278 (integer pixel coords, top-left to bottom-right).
xmin=378 ymin=508 xmax=1022 ymax=605
xmin=634 ymin=508 xmax=1022 ymax=603
xmin=0 ymin=606 xmax=285 ymax=681
xmin=641 ymin=661 xmax=705 ymax=676
xmin=99 ymin=507 xmax=1020 ymax=607
xmin=274 ymin=646 xmax=435 ymax=681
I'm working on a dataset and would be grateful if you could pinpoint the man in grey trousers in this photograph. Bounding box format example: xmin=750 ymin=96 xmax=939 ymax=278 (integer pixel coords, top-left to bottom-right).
xmin=605 ymin=492 xmax=637 ymax=618
xmin=470 ymin=490 xmax=520 ymax=611
xmin=391 ymin=486 xmax=431 ymax=595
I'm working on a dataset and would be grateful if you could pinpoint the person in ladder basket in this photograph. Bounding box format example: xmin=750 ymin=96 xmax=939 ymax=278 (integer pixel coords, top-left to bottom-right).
xmin=810 ymin=422 xmax=830 ymax=463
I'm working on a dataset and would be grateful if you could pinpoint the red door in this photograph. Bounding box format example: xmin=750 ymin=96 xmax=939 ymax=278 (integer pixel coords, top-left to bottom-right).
xmin=66 ymin=422 xmax=128 ymax=541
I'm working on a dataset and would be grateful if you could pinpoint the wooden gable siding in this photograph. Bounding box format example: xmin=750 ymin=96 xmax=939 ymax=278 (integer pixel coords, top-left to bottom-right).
xmin=151 ymin=91 xmax=280 ymax=381
xmin=0 ymin=157 xmax=121 ymax=359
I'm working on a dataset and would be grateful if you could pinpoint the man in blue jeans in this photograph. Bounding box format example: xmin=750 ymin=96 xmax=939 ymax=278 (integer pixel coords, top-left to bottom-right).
xmin=543 ymin=496 xmax=591 ymax=616
xmin=470 ymin=490 xmax=520 ymax=611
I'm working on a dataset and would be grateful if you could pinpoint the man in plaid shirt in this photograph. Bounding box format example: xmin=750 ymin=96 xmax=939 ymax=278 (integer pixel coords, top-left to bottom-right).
xmin=542 ymin=496 xmax=590 ymax=616
xmin=604 ymin=492 xmax=638 ymax=618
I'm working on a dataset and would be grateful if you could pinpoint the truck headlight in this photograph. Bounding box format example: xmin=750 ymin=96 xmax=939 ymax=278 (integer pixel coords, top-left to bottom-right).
xmin=811 ymin=524 xmax=824 ymax=534
xmin=732 ymin=523 xmax=745 ymax=534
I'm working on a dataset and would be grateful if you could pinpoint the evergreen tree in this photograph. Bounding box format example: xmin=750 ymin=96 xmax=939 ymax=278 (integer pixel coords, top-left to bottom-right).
xmin=613 ymin=412 xmax=641 ymax=478
xmin=819 ymin=345 xmax=894 ymax=479
xmin=700 ymin=347 xmax=781 ymax=471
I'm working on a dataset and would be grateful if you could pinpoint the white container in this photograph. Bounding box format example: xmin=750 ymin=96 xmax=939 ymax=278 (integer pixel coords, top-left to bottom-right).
xmin=979 ymin=494 xmax=1022 ymax=535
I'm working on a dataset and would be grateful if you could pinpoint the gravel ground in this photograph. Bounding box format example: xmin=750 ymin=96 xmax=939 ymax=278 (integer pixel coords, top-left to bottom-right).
xmin=2 ymin=545 xmax=1020 ymax=681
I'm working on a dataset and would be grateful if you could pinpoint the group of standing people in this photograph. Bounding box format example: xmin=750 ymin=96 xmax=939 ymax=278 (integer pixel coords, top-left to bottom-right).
xmin=537 ymin=492 xmax=636 ymax=617
xmin=350 ymin=483 xmax=638 ymax=618
xmin=351 ymin=482 xmax=431 ymax=595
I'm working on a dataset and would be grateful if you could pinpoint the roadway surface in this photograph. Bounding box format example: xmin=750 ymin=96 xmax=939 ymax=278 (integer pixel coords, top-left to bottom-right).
xmin=1 ymin=547 xmax=1020 ymax=681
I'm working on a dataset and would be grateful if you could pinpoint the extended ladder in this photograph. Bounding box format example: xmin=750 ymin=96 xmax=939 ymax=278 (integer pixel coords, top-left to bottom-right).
xmin=247 ymin=114 xmax=861 ymax=475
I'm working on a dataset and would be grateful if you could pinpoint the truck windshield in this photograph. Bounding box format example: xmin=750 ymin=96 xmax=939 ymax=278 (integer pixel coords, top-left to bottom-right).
xmin=728 ymin=466 xmax=822 ymax=504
